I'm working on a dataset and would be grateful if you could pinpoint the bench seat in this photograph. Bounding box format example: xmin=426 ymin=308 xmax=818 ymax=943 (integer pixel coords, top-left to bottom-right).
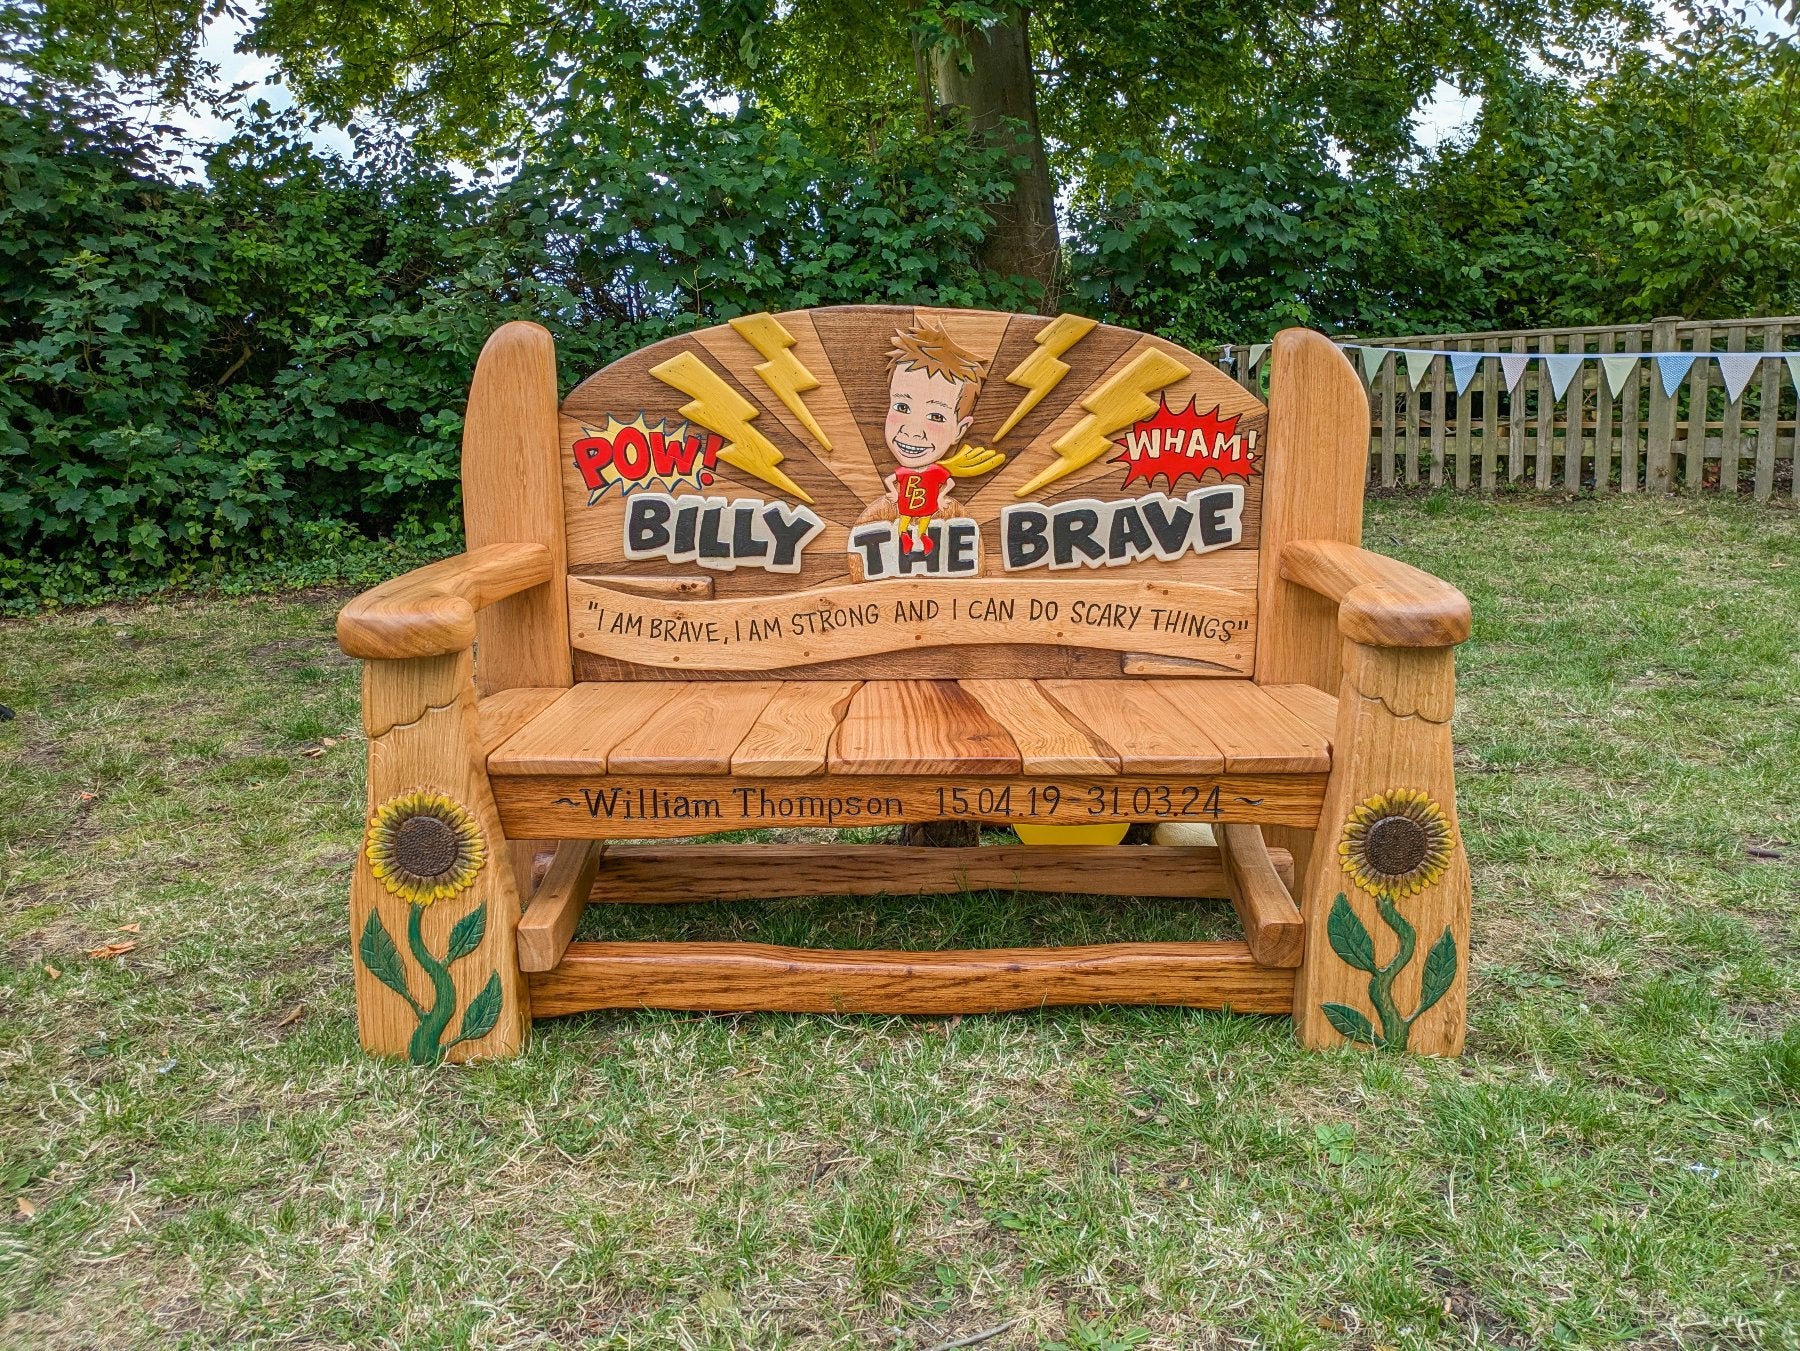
xmin=336 ymin=312 xmax=1475 ymax=1061
xmin=481 ymin=678 xmax=1338 ymax=841
xmin=487 ymin=678 xmax=1335 ymax=777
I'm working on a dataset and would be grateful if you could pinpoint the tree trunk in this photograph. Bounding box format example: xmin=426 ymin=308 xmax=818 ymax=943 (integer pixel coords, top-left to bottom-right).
xmin=931 ymin=6 xmax=1060 ymax=309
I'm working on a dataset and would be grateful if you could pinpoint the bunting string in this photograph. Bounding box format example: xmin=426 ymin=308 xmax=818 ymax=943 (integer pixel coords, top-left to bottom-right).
xmin=1225 ymin=342 xmax=1800 ymax=409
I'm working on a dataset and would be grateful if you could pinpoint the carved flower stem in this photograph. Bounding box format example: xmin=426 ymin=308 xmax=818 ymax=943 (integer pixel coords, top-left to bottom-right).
xmin=1368 ymin=895 xmax=1418 ymax=1052
xmin=405 ymin=902 xmax=458 ymax=1065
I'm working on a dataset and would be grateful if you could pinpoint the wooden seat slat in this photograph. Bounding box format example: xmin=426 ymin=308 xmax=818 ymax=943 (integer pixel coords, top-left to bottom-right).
xmin=1158 ymin=680 xmax=1332 ymax=773
xmin=1037 ymin=680 xmax=1228 ymax=775
xmin=732 ymin=681 xmax=863 ymax=777
xmin=489 ymin=678 xmax=1329 ymax=782
xmin=959 ymin=679 xmax=1120 ymax=774
xmin=1264 ymin=683 xmax=1338 ymax=746
xmin=607 ymin=681 xmax=784 ymax=774
xmin=828 ymin=680 xmax=1023 ymax=775
xmin=488 ymin=683 xmax=675 ymax=776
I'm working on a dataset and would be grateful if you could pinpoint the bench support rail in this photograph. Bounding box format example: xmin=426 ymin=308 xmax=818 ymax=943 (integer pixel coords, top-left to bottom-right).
xmin=529 ymin=940 xmax=1294 ymax=1017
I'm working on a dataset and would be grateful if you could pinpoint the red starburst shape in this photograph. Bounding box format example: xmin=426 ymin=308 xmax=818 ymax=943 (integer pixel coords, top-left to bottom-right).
xmin=1111 ymin=397 xmax=1259 ymax=489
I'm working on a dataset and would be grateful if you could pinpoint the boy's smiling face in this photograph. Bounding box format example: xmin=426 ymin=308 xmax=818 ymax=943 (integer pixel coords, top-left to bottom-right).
xmin=886 ymin=364 xmax=972 ymax=469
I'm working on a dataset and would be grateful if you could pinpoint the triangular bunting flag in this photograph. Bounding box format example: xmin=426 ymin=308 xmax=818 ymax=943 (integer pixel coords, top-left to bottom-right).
xmin=1715 ymin=352 xmax=1761 ymax=404
xmin=1601 ymin=354 xmax=1639 ymax=396
xmin=1403 ymin=349 xmax=1434 ymax=391
xmin=1787 ymin=354 xmax=1800 ymax=396
xmin=1499 ymin=353 xmax=1532 ymax=390
xmin=1358 ymin=345 xmax=1390 ymax=383
xmin=1657 ymin=352 xmax=1697 ymax=397
xmin=1247 ymin=343 xmax=1270 ymax=372
xmin=1544 ymin=354 xmax=1584 ymax=401
xmin=1449 ymin=352 xmax=1483 ymax=395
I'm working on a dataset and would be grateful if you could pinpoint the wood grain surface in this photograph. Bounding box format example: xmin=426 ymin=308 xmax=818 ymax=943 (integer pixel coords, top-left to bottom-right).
xmin=462 ymin=321 xmax=572 ymax=694
xmin=490 ymin=771 xmax=1327 ymax=839
xmin=517 ymin=840 xmax=604 ymax=972
xmin=1216 ymin=823 xmax=1305 ymax=967
xmin=529 ymin=940 xmax=1295 ymax=1016
xmin=829 ymin=680 xmax=1023 ymax=774
xmin=581 ymin=842 xmax=1292 ymax=903
xmin=732 ymin=681 xmax=862 ymax=775
xmin=566 ymin=575 xmax=1258 ymax=673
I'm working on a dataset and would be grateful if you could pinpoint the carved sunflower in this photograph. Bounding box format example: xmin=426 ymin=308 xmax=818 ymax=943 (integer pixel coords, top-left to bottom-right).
xmin=1338 ymin=788 xmax=1454 ymax=898
xmin=366 ymin=790 xmax=487 ymax=905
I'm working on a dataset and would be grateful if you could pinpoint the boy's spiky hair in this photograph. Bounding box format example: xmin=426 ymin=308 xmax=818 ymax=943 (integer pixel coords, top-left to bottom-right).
xmin=888 ymin=323 xmax=987 ymax=419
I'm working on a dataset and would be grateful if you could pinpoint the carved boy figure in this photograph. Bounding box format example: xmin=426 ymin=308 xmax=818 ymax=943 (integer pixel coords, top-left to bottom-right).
xmin=875 ymin=323 xmax=1005 ymax=553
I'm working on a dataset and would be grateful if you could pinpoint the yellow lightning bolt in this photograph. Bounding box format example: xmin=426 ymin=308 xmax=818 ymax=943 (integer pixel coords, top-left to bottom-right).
xmin=993 ymin=313 xmax=1098 ymax=443
xmin=729 ymin=312 xmax=833 ymax=454
xmin=649 ymin=350 xmax=814 ymax=504
xmin=1013 ymin=348 xmax=1190 ymax=498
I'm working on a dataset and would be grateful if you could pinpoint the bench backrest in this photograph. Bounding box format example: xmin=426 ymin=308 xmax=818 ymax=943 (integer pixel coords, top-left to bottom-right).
xmin=460 ymin=306 xmax=1369 ymax=692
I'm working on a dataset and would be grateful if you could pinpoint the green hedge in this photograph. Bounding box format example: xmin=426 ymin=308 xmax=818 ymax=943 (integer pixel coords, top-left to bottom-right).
xmin=0 ymin=88 xmax=1030 ymax=609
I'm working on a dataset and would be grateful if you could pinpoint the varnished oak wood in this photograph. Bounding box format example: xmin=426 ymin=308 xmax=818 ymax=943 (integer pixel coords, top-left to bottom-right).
xmin=462 ymin=321 xmax=572 ymax=695
xmin=566 ymin=576 xmax=1258 ymax=674
xmin=333 ymin=309 xmax=1472 ymax=1058
xmin=489 ymin=771 xmax=1327 ymax=839
xmin=1263 ymin=683 xmax=1337 ymax=745
xmin=582 ymin=842 xmax=1292 ymax=903
xmin=1280 ymin=540 xmax=1471 ymax=648
xmin=959 ymin=680 xmax=1118 ymax=774
xmin=1293 ymin=641 xmax=1470 ymax=1055
xmin=477 ymin=687 xmax=564 ymax=757
xmin=1037 ymin=680 xmax=1226 ymax=774
xmin=1254 ymin=329 xmax=1369 ymax=691
xmin=517 ymin=840 xmax=605 ymax=972
xmin=486 ymin=683 xmax=674 ymax=776
xmin=830 ymin=681 xmax=1022 ymax=775
xmin=732 ymin=681 xmax=861 ymax=776
xmin=352 ymin=650 xmax=530 ymax=1061
xmin=337 ymin=544 xmax=552 ymax=661
xmin=606 ymin=682 xmax=781 ymax=773
xmin=1164 ymin=680 xmax=1331 ymax=774
xmin=1215 ymin=824 xmax=1305 ymax=968
xmin=529 ymin=940 xmax=1294 ymax=1016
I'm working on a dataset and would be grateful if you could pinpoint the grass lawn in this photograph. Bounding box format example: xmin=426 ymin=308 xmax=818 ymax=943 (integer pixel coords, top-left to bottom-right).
xmin=2 ymin=494 xmax=1797 ymax=1350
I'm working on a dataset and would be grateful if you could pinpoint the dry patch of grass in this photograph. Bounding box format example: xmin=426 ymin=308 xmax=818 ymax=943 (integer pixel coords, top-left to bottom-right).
xmin=1 ymin=495 xmax=1797 ymax=1349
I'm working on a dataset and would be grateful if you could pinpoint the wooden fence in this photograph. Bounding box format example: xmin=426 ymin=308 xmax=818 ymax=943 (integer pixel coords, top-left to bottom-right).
xmin=1218 ymin=316 xmax=1800 ymax=499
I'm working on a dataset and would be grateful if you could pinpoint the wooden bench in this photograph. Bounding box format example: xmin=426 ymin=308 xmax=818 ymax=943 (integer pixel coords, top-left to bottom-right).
xmin=336 ymin=307 xmax=1473 ymax=1063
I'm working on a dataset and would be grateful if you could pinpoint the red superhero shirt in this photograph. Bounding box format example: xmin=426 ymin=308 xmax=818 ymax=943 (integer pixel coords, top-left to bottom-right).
xmin=895 ymin=462 xmax=952 ymax=516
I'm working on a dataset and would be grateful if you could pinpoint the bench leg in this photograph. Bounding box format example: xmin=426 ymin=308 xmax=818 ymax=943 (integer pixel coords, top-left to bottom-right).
xmin=351 ymin=651 xmax=531 ymax=1063
xmin=1294 ymin=642 xmax=1472 ymax=1055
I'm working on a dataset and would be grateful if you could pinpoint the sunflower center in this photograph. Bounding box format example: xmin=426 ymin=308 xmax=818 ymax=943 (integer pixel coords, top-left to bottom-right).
xmin=392 ymin=814 xmax=462 ymax=879
xmin=1363 ymin=815 xmax=1429 ymax=877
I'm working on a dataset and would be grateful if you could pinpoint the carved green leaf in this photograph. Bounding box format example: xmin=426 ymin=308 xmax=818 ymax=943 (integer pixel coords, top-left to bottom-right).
xmin=446 ymin=901 xmax=487 ymax=963
xmin=1327 ymin=894 xmax=1378 ymax=973
xmin=456 ymin=971 xmax=503 ymax=1046
xmin=1322 ymin=1002 xmax=1381 ymax=1047
xmin=1416 ymin=926 xmax=1459 ymax=1018
xmin=359 ymin=910 xmax=411 ymax=1002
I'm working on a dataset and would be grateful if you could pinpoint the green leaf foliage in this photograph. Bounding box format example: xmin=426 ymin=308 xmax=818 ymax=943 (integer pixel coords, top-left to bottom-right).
xmin=1321 ymin=1002 xmax=1380 ymax=1047
xmin=456 ymin=972 xmax=504 ymax=1046
xmin=358 ymin=909 xmax=411 ymax=1003
xmin=0 ymin=79 xmax=1029 ymax=609
xmin=1327 ymin=894 xmax=1378 ymax=974
xmin=5 ymin=5 xmax=1793 ymax=606
xmin=446 ymin=901 xmax=487 ymax=963
xmin=1417 ymin=926 xmax=1459 ymax=1019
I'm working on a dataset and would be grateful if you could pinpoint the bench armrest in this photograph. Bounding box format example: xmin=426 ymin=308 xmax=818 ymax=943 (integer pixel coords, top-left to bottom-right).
xmin=337 ymin=543 xmax=553 ymax=660
xmin=1279 ymin=540 xmax=1471 ymax=648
